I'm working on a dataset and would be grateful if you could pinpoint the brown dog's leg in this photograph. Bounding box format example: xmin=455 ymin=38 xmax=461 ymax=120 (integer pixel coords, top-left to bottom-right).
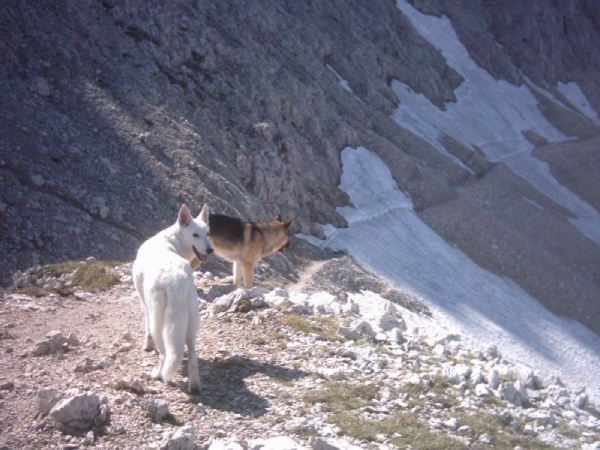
xmin=242 ymin=261 xmax=254 ymax=289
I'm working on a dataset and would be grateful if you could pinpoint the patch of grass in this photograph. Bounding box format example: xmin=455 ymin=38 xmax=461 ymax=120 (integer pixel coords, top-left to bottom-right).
xmin=480 ymin=393 xmax=504 ymax=407
xmin=304 ymin=380 xmax=464 ymax=448
xmin=251 ymin=337 xmax=267 ymax=346
xmin=305 ymin=378 xmax=559 ymax=449
xmin=37 ymin=261 xmax=82 ymax=278
xmin=277 ymin=312 xmax=342 ymax=342
xmin=70 ymin=260 xmax=121 ymax=292
xmin=332 ymin=411 xmax=465 ymax=449
xmin=303 ymin=381 xmax=379 ymax=412
xmin=456 ymin=412 xmax=557 ymax=449
xmin=12 ymin=260 xmax=121 ymax=295
xmin=555 ymin=422 xmax=581 ymax=440
xmin=396 ymin=376 xmax=458 ymax=409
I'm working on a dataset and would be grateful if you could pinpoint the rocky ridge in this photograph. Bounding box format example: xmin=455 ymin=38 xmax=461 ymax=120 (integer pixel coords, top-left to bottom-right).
xmin=1 ymin=250 xmax=599 ymax=450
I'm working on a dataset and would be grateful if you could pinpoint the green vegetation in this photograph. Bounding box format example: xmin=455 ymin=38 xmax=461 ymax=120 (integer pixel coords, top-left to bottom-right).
xmin=302 ymin=378 xmax=560 ymax=449
xmin=14 ymin=259 xmax=121 ymax=296
xmin=251 ymin=337 xmax=267 ymax=346
xmin=332 ymin=411 xmax=465 ymax=449
xmin=303 ymin=381 xmax=380 ymax=412
xmin=303 ymin=380 xmax=463 ymax=449
xmin=277 ymin=312 xmax=342 ymax=342
xmin=69 ymin=260 xmax=121 ymax=292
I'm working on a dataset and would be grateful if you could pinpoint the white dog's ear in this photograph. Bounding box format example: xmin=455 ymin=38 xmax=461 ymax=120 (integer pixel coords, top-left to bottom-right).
xmin=178 ymin=204 xmax=192 ymax=226
xmin=199 ymin=204 xmax=209 ymax=223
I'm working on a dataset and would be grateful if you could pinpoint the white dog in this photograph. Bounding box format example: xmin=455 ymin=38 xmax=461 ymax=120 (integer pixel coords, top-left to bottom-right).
xmin=132 ymin=204 xmax=212 ymax=393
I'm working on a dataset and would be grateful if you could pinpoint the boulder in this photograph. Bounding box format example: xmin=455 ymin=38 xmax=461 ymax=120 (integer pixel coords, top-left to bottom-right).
xmin=49 ymin=391 xmax=107 ymax=430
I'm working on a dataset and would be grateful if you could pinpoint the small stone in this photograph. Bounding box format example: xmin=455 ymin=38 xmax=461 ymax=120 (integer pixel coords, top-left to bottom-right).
xmin=475 ymin=383 xmax=492 ymax=397
xmin=488 ymin=368 xmax=500 ymax=390
xmin=30 ymin=76 xmax=51 ymax=96
xmin=67 ymin=333 xmax=79 ymax=347
xmin=309 ymin=437 xmax=363 ymax=450
xmin=0 ymin=381 xmax=15 ymax=391
xmin=31 ymin=174 xmax=45 ymax=187
xmin=167 ymin=425 xmax=194 ymax=450
xmin=32 ymin=341 xmax=50 ymax=356
xmin=479 ymin=433 xmax=492 ymax=444
xmin=338 ymin=321 xmax=373 ymax=340
xmin=37 ymin=387 xmax=64 ymax=416
xmin=142 ymin=398 xmax=169 ymax=422
xmin=574 ymin=392 xmax=588 ymax=410
xmin=122 ymin=332 xmax=134 ymax=342
xmin=444 ymin=417 xmax=459 ymax=431
xmin=248 ymin=436 xmax=306 ymax=450
xmin=390 ymin=328 xmax=406 ymax=344
xmin=318 ymin=367 xmax=346 ymax=380
xmin=82 ymin=430 xmax=95 ymax=446
xmin=500 ymin=382 xmax=522 ymax=407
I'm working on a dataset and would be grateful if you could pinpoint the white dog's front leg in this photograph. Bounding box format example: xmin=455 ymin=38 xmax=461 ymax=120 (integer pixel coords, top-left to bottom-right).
xmin=152 ymin=353 xmax=164 ymax=380
xmin=186 ymin=341 xmax=200 ymax=393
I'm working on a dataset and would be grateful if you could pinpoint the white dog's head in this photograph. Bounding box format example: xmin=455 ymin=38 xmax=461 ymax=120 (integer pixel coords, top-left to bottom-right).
xmin=177 ymin=204 xmax=213 ymax=263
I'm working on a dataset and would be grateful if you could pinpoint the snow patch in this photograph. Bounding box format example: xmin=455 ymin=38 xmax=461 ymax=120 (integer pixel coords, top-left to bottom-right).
xmin=301 ymin=146 xmax=600 ymax=404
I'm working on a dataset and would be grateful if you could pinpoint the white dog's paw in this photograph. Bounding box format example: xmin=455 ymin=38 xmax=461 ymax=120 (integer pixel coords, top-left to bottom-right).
xmin=143 ymin=336 xmax=155 ymax=352
xmin=151 ymin=368 xmax=161 ymax=380
xmin=188 ymin=378 xmax=201 ymax=394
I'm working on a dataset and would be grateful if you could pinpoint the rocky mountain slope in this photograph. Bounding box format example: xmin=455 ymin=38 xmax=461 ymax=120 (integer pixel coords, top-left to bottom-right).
xmin=1 ymin=2 xmax=600 ymax=447
xmin=0 ymin=255 xmax=599 ymax=449
xmin=1 ymin=1 xmax=600 ymax=335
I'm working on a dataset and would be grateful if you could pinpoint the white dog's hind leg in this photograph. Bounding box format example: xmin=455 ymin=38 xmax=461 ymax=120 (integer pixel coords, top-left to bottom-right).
xmin=160 ymin=305 xmax=185 ymax=383
xmin=148 ymin=299 xmax=167 ymax=379
xmin=133 ymin=272 xmax=155 ymax=351
xmin=142 ymin=303 xmax=155 ymax=352
xmin=150 ymin=336 xmax=166 ymax=380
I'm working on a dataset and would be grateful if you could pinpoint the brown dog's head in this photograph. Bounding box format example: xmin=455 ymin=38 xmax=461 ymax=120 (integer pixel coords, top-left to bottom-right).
xmin=273 ymin=214 xmax=292 ymax=253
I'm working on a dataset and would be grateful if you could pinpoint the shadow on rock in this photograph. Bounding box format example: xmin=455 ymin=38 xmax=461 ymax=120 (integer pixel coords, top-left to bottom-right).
xmin=184 ymin=354 xmax=307 ymax=417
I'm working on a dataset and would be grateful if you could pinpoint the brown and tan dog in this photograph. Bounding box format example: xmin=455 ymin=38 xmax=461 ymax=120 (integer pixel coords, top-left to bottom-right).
xmin=192 ymin=213 xmax=292 ymax=288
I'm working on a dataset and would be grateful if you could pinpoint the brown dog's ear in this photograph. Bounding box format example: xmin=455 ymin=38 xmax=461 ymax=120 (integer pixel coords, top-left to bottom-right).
xmin=274 ymin=213 xmax=282 ymax=222
xmin=284 ymin=218 xmax=292 ymax=228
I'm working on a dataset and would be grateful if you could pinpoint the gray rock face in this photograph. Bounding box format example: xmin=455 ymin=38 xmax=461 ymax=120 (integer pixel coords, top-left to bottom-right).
xmin=1 ymin=1 xmax=599 ymax=334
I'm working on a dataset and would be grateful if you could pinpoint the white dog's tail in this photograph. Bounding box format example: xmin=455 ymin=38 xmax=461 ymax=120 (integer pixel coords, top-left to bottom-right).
xmin=160 ymin=283 xmax=198 ymax=383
